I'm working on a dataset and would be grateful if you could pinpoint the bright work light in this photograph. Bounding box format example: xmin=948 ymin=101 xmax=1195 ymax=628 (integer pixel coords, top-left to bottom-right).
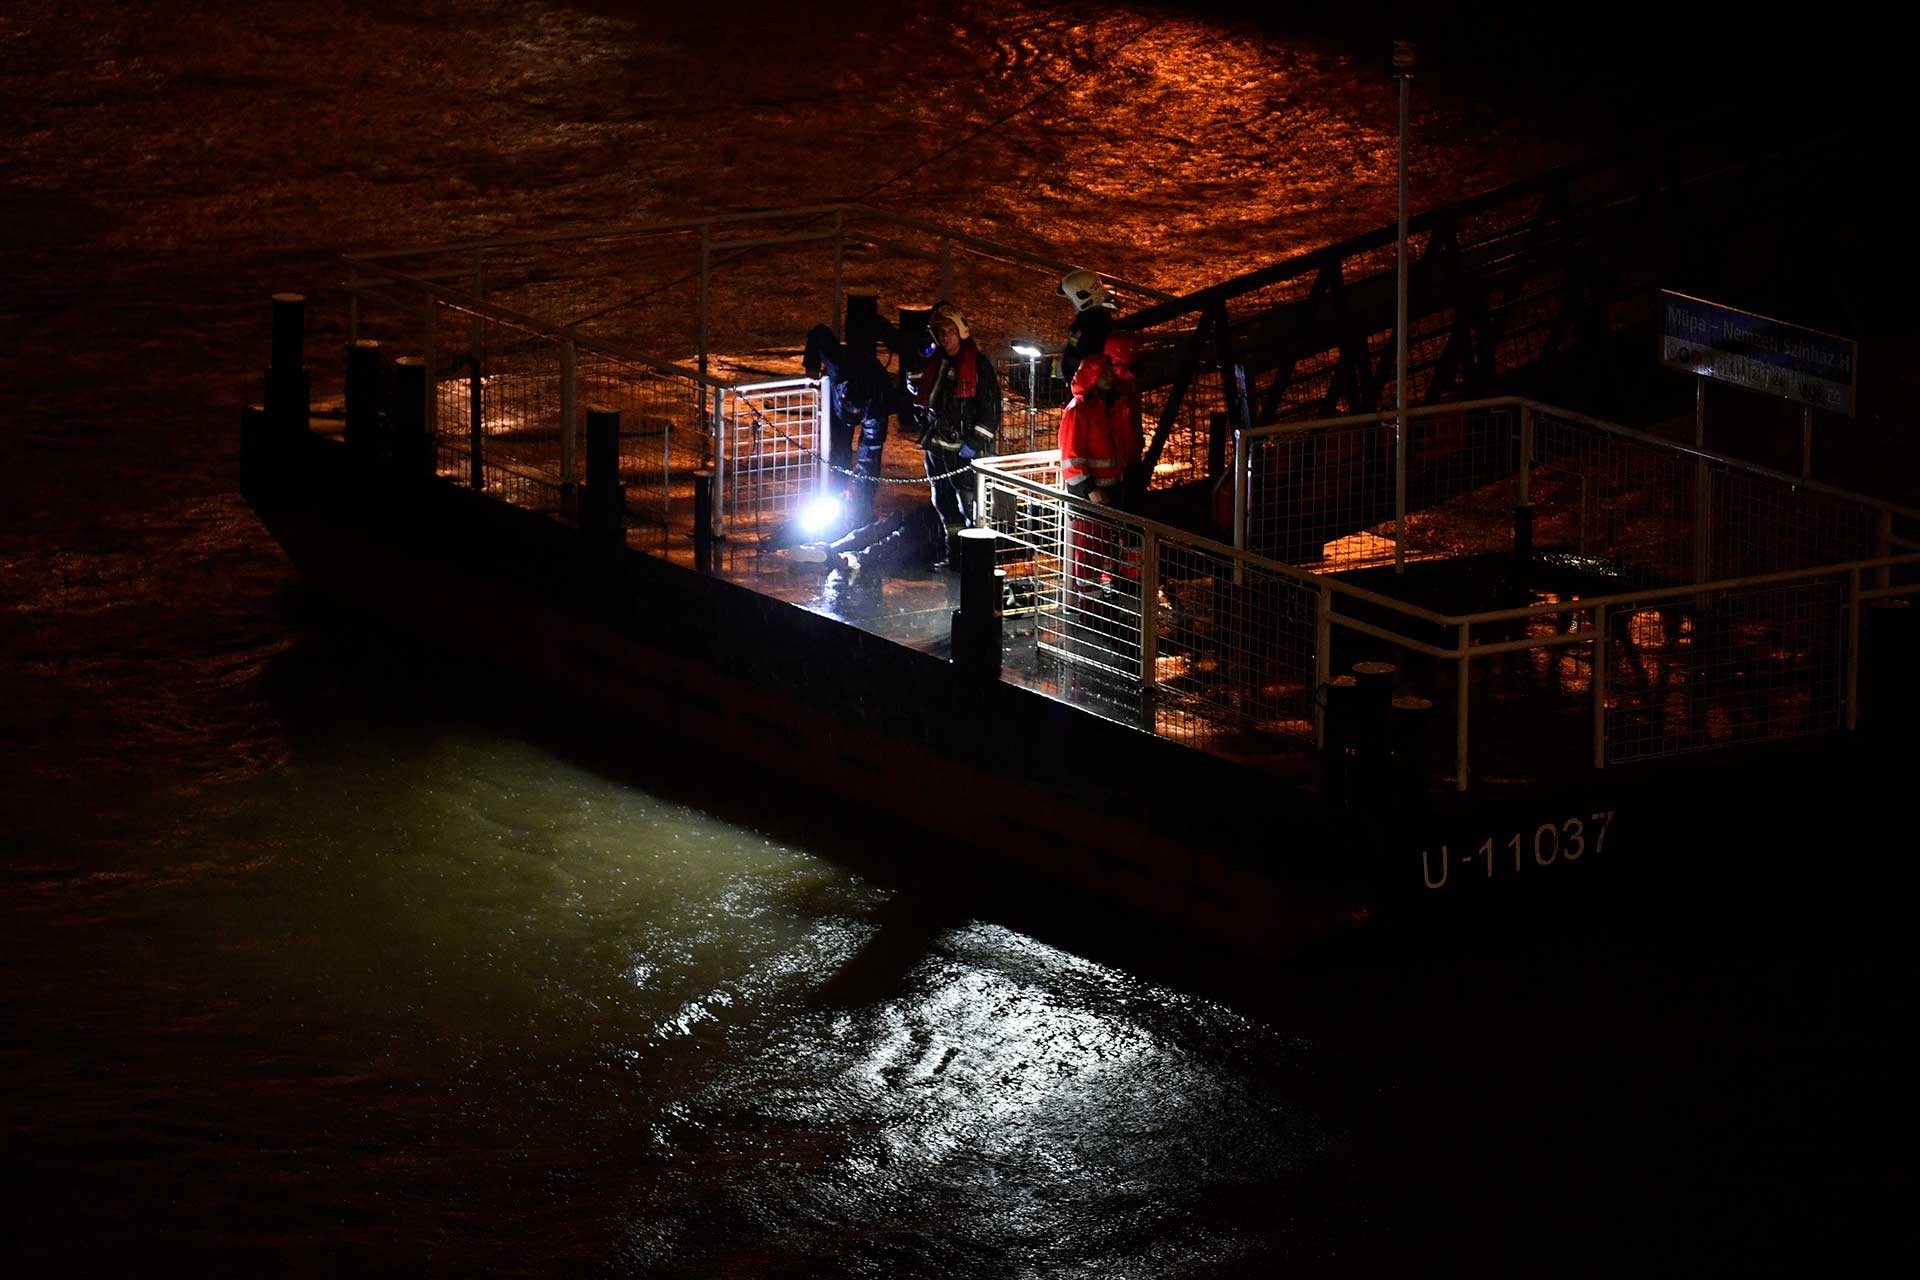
xmin=797 ymin=494 xmax=844 ymax=537
xmin=1012 ymin=342 xmax=1044 ymax=358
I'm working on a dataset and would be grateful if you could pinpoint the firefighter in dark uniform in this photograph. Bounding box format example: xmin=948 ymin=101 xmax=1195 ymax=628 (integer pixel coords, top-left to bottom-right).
xmin=802 ymin=322 xmax=893 ymax=528
xmin=908 ymin=301 xmax=1000 ymax=541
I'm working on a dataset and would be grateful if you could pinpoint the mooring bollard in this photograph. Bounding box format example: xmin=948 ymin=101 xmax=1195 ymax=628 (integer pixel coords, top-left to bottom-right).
xmin=1510 ymin=501 xmax=1534 ymax=597
xmin=1349 ymin=661 xmax=1398 ymax=811
xmin=345 ymin=338 xmax=383 ymax=472
xmin=951 ymin=527 xmax=1002 ymax=675
xmin=240 ymin=403 xmax=270 ymax=495
xmin=390 ymin=356 xmax=432 ymax=481
xmin=1390 ymin=694 xmax=1434 ymax=813
xmin=1351 ymin=661 xmax=1396 ymax=745
xmin=1318 ymin=673 xmax=1361 ymax=811
xmin=266 ymin=293 xmax=310 ymax=438
xmin=693 ymin=469 xmax=715 ymax=575
xmin=584 ymin=406 xmax=625 ymax=547
xmin=1861 ymin=598 xmax=1916 ymax=740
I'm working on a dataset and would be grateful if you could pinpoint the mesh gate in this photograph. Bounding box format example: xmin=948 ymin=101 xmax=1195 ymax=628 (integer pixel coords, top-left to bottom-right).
xmin=715 ymin=378 xmax=825 ymax=543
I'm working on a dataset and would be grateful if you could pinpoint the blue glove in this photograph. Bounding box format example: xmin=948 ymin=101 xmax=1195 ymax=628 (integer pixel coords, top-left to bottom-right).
xmin=958 ymin=443 xmax=978 ymax=461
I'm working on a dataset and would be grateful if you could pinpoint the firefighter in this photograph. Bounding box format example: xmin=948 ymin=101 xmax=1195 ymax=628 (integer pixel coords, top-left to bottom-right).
xmin=802 ymin=321 xmax=893 ymax=528
xmin=908 ymin=301 xmax=1000 ymax=547
xmin=1060 ymin=330 xmax=1143 ymax=507
xmin=1059 ymin=331 xmax=1145 ymax=670
xmin=1055 ymin=267 xmax=1117 ymax=386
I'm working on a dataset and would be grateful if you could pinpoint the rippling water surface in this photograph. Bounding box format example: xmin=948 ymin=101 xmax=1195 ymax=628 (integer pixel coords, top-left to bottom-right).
xmin=3 ymin=2 xmax=1910 ymax=1274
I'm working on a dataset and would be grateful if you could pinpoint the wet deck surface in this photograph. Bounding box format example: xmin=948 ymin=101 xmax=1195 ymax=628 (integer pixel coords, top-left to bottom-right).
xmin=716 ymin=535 xmax=1211 ymax=755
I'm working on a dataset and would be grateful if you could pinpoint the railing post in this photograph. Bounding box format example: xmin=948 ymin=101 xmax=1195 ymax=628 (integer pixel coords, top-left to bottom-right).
xmin=1592 ymin=603 xmax=1608 ymax=769
xmin=1139 ymin=527 xmax=1159 ymax=686
xmin=1454 ymin=622 xmax=1470 ymax=791
xmin=469 ymin=271 xmax=485 ymax=490
xmin=1233 ymin=428 xmax=1248 ymax=552
xmin=1393 ymin=39 xmax=1413 ymax=579
xmin=698 ymin=222 xmax=712 ymax=388
xmin=1513 ymin=402 xmax=1534 ymax=594
xmin=1693 ymin=375 xmax=1711 ymax=589
xmin=1026 ymin=356 xmax=1039 ymax=451
xmin=467 ymin=345 xmax=484 ymax=491
xmin=818 ymin=374 xmax=833 ymax=496
xmin=1313 ymin=582 xmax=1332 ymax=748
xmin=711 ymin=387 xmax=727 ymax=538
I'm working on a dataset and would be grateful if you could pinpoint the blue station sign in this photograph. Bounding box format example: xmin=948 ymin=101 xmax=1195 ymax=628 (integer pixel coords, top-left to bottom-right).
xmin=1660 ymin=290 xmax=1856 ymax=416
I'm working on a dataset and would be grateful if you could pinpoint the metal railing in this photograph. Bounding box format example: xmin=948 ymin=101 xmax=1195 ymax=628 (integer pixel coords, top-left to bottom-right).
xmin=343 ymin=260 xmax=820 ymax=557
xmin=339 ymin=204 xmax=1187 ymax=555
xmin=1236 ymin=396 xmax=1914 ymax=583
xmin=978 ymin=413 xmax=1920 ymax=789
xmin=981 ymin=452 xmax=1327 ymax=753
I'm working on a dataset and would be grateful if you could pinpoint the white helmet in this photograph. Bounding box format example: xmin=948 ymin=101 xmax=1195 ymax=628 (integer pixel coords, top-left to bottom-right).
xmin=1059 ymin=268 xmax=1114 ymax=313
xmin=929 ymin=301 xmax=970 ymax=341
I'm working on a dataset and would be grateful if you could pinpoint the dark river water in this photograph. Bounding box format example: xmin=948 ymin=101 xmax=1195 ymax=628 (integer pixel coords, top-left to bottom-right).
xmin=2 ymin=2 xmax=1911 ymax=1274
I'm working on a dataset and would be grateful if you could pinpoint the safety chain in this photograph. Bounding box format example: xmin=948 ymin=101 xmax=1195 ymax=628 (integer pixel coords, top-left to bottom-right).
xmin=730 ymin=393 xmax=981 ymax=484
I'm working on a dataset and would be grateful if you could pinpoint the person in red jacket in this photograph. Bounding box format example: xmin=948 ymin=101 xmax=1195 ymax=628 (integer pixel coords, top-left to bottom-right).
xmin=1059 ymin=330 xmax=1142 ymax=507
xmin=1058 ymin=331 xmax=1145 ymax=671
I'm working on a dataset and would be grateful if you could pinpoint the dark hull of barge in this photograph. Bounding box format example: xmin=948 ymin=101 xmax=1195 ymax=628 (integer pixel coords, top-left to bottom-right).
xmin=241 ymin=421 xmax=1906 ymax=958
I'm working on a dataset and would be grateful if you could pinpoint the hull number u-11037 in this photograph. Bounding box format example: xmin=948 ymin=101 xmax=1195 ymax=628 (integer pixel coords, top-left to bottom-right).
xmin=1419 ymin=812 xmax=1615 ymax=890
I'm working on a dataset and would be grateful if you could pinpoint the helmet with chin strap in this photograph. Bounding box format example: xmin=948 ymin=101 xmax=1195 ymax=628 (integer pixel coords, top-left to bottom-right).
xmin=928 ymin=301 xmax=970 ymax=342
xmin=1058 ymin=268 xmax=1114 ymax=313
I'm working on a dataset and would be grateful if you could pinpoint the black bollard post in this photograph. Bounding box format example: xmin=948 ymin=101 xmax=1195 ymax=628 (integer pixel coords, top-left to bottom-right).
xmin=1318 ymin=673 xmax=1361 ymax=811
xmin=1861 ymin=599 xmax=1916 ymax=741
xmin=345 ymin=338 xmax=384 ymax=473
xmin=1351 ymin=661 xmax=1396 ymax=744
xmin=1350 ymin=660 xmax=1397 ymax=811
xmin=951 ymin=527 xmax=1002 ymax=675
xmin=265 ymin=293 xmax=309 ymax=438
xmin=583 ymin=406 xmax=626 ymax=548
xmin=693 ymin=469 xmax=715 ymax=575
xmin=1509 ymin=502 xmax=1535 ymax=599
xmin=1389 ymin=694 xmax=1434 ymax=814
xmin=390 ymin=356 xmax=433 ymax=482
xmin=240 ymin=403 xmax=270 ymax=496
